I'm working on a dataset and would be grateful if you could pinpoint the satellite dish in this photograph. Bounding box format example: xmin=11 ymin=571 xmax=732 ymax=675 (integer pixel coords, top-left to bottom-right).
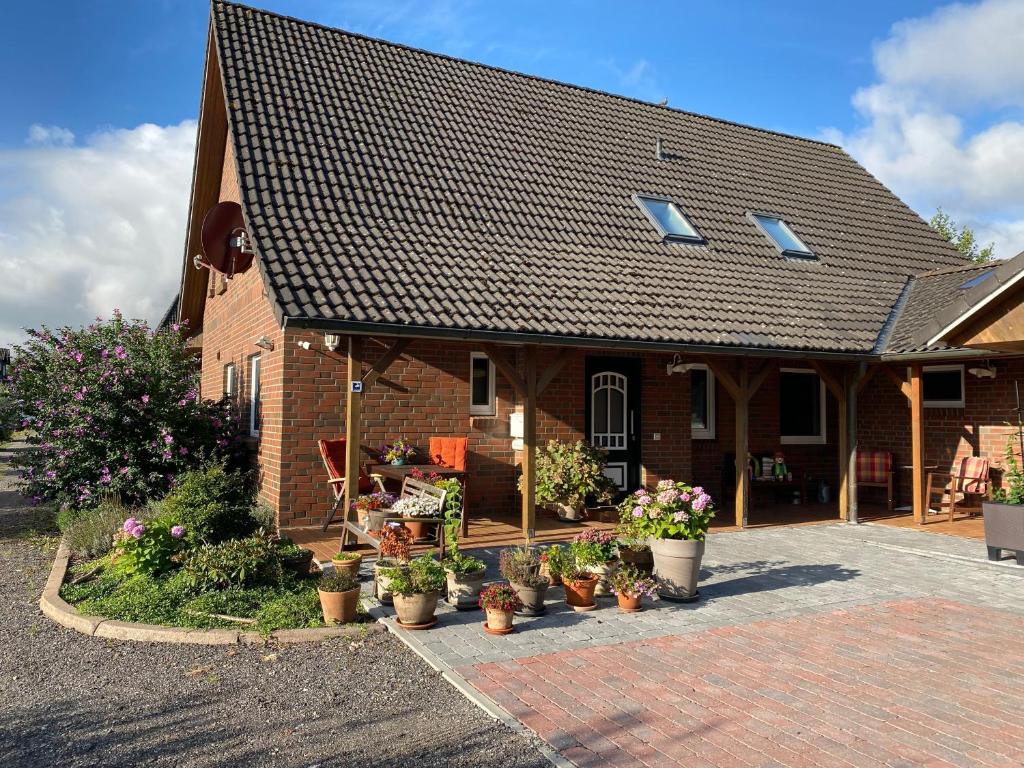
xmin=199 ymin=201 xmax=255 ymax=277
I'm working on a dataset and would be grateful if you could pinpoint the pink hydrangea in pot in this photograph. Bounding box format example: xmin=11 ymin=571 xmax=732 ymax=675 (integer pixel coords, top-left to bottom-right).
xmin=628 ymin=480 xmax=715 ymax=602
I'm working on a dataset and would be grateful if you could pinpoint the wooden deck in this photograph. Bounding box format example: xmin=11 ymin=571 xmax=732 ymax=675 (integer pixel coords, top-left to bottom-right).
xmin=860 ymin=508 xmax=987 ymax=541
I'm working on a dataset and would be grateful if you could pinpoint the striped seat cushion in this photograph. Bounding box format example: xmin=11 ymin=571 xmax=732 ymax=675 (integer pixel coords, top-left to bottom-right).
xmin=856 ymin=451 xmax=892 ymax=484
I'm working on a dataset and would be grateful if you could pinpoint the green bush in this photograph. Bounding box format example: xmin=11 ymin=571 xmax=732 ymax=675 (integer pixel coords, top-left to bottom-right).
xmin=62 ymin=500 xmax=128 ymax=558
xmin=181 ymin=535 xmax=282 ymax=591
xmin=160 ymin=464 xmax=257 ymax=544
xmin=525 ymin=440 xmax=616 ymax=509
xmin=63 ymin=569 xmax=192 ymax=626
xmin=382 ymin=555 xmax=445 ymax=595
xmin=254 ymin=588 xmax=322 ymax=634
xmin=115 ymin=514 xmax=188 ymax=576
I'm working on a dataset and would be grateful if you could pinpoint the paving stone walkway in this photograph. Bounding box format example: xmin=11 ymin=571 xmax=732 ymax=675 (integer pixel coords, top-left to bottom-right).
xmin=377 ymin=523 xmax=1024 ymax=767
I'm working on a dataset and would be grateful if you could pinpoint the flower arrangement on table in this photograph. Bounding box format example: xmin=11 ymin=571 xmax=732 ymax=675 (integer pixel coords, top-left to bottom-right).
xmin=389 ymin=496 xmax=441 ymax=519
xmin=379 ymin=439 xmax=416 ymax=465
xmin=628 ymin=480 xmax=715 ymax=541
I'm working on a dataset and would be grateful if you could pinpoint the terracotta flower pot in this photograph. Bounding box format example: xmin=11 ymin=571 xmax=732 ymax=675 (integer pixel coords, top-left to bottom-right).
xmin=331 ymin=554 xmax=363 ymax=577
xmin=402 ymin=519 xmax=431 ymax=541
xmin=445 ymin=567 xmax=487 ymax=609
xmin=650 ymin=538 xmax=705 ymax=602
xmin=563 ymin=573 xmax=599 ymax=609
xmin=393 ymin=590 xmax=441 ymax=626
xmin=587 ymin=560 xmax=618 ymax=596
xmin=318 ymin=586 xmax=360 ymax=624
xmin=617 ymin=593 xmax=643 ymax=613
xmin=373 ymin=559 xmax=408 ymax=605
xmin=511 ymin=580 xmax=548 ymax=616
xmin=485 ymin=608 xmax=514 ymax=631
xmin=618 ymin=546 xmax=654 ymax=576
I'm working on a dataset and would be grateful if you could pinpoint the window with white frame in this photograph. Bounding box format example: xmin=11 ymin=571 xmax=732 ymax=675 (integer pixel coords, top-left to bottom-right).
xmin=690 ymin=365 xmax=716 ymax=440
xmin=916 ymin=364 xmax=965 ymax=408
xmin=224 ymin=363 xmax=236 ymax=399
xmin=779 ymin=368 xmax=826 ymax=444
xmin=249 ymin=354 xmax=261 ymax=437
xmin=469 ymin=352 xmax=496 ymax=416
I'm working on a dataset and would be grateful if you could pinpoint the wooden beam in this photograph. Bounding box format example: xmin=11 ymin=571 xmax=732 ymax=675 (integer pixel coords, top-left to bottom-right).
xmin=807 ymin=359 xmax=844 ymax=401
xmin=910 ymin=362 xmax=925 ymax=524
xmin=855 ymin=364 xmax=879 ymax=394
xmin=482 ymin=343 xmax=526 ymax=398
xmin=879 ymin=364 xmax=912 ymax=401
xmin=837 ymin=371 xmax=850 ymax=522
xmin=700 ymin=356 xmax=741 ymax=402
xmin=847 ymin=365 xmax=866 ymax=524
xmin=747 ymin=359 xmax=771 ymax=399
xmin=536 ymin=354 xmax=570 ymax=396
xmin=361 ymin=338 xmax=411 ymax=389
xmin=735 ymin=362 xmax=750 ymax=528
xmin=341 ymin=336 xmax=363 ymax=550
xmin=522 ymin=345 xmax=538 ymax=543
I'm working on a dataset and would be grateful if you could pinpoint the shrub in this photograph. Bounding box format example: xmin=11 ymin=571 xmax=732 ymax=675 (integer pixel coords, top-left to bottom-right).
xmin=572 ymin=529 xmax=617 ymax=561
xmin=382 ymin=555 xmax=445 ymax=595
xmin=625 ymin=481 xmax=715 ymax=541
xmin=159 ymin=464 xmax=256 ymax=544
xmin=63 ymin=499 xmax=129 ymax=558
xmin=993 ymin=436 xmax=1024 ymax=504
xmin=319 ymin=572 xmax=359 ymax=592
xmin=182 ymin=536 xmax=282 ymax=591
xmin=8 ymin=313 xmax=242 ymax=512
xmin=524 ymin=440 xmax=616 ymax=509
xmin=0 ymin=383 xmax=17 ymax=444
xmin=254 ymin=589 xmax=323 ymax=634
xmin=113 ymin=514 xmax=188 ymax=576
xmin=479 ymin=583 xmax=522 ymax=612
xmin=499 ymin=546 xmax=546 ymax=587
xmin=442 ymin=551 xmax=485 ymax=576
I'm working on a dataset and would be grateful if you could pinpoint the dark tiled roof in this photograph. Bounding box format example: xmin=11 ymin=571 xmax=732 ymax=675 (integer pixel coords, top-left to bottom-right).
xmin=212 ymin=1 xmax=969 ymax=353
xmin=157 ymin=293 xmax=180 ymax=330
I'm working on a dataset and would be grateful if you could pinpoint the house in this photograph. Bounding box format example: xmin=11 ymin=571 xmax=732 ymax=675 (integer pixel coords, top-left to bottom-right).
xmin=172 ymin=0 xmax=1024 ymax=539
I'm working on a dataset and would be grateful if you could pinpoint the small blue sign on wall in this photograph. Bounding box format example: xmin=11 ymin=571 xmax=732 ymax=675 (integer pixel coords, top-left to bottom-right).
xmin=351 ymin=381 xmax=363 ymax=393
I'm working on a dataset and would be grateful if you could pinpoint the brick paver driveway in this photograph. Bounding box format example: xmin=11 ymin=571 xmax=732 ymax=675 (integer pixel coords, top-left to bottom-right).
xmin=379 ymin=523 xmax=1024 ymax=767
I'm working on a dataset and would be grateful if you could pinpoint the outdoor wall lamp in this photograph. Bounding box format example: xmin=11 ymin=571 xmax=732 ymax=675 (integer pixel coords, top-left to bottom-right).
xmin=666 ymin=353 xmax=696 ymax=376
xmin=254 ymin=335 xmax=275 ymax=351
xmin=324 ymin=333 xmax=341 ymax=352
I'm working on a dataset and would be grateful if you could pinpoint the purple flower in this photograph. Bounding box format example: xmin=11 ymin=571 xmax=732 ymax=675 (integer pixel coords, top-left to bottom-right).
xmin=656 ymin=489 xmax=678 ymax=504
xmin=170 ymin=525 xmax=185 ymax=539
xmin=123 ymin=517 xmax=139 ymax=533
xmin=692 ymin=494 xmax=710 ymax=512
xmin=163 ymin=433 xmax=173 ymax=444
xmin=114 ymin=345 xmax=127 ymax=360
xmin=131 ymin=525 xmax=145 ymax=539
xmin=632 ymin=506 xmax=644 ymax=518
xmin=141 ymin=394 xmax=150 ymax=404
xmin=673 ymin=510 xmax=690 ymax=523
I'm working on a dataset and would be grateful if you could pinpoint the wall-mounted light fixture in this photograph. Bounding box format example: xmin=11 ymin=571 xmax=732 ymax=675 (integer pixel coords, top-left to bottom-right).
xmin=324 ymin=333 xmax=341 ymax=352
xmin=254 ymin=335 xmax=274 ymax=351
xmin=968 ymin=362 xmax=996 ymax=379
xmin=296 ymin=340 xmax=311 ymax=350
xmin=666 ymin=353 xmax=696 ymax=376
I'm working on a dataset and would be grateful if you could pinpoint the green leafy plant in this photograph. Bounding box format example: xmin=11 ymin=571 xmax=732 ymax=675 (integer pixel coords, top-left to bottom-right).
xmin=930 ymin=208 xmax=994 ymax=264
xmin=319 ymin=572 xmax=359 ymax=593
xmin=253 ymin=588 xmax=323 ymax=634
xmin=572 ymin=529 xmax=617 ymax=561
xmin=499 ymin=546 xmax=546 ymax=587
xmin=610 ymin=565 xmax=657 ymax=599
xmin=993 ymin=436 xmax=1024 ymax=504
xmin=159 ymin=464 xmax=257 ymax=545
xmin=442 ymin=550 xmax=485 ymax=575
xmin=624 ymin=481 xmax=715 ymax=541
xmin=615 ymin=504 xmax=651 ymax=552
xmin=523 ymin=440 xmax=616 ymax=509
xmin=478 ymin=583 xmax=522 ymax=612
xmin=332 ymin=551 xmax=361 ymax=562
xmin=63 ymin=499 xmax=130 ymax=558
xmin=7 ymin=313 xmax=242 ymax=512
xmin=113 ymin=514 xmax=188 ymax=576
xmin=381 ymin=555 xmax=445 ymax=595
xmin=540 ymin=544 xmax=570 ymax=577
xmin=181 ymin=535 xmax=283 ymax=591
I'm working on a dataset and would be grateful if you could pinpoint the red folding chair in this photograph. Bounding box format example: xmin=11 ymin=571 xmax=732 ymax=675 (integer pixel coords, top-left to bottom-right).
xmin=319 ymin=438 xmax=385 ymax=531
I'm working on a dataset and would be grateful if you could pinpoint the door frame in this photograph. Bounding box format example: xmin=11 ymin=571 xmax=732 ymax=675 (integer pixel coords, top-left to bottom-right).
xmin=584 ymin=356 xmax=642 ymax=494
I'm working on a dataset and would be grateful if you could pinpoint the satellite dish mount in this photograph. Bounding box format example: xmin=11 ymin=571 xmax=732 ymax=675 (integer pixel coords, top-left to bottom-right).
xmin=197 ymin=201 xmax=255 ymax=278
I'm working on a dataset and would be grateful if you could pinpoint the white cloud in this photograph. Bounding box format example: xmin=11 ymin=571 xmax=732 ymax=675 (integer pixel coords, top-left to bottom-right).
xmin=26 ymin=124 xmax=75 ymax=147
xmin=0 ymin=121 xmax=196 ymax=347
xmin=829 ymin=0 xmax=1024 ymax=260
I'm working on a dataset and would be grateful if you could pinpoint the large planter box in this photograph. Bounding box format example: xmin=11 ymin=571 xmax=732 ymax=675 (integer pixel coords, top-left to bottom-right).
xmin=981 ymin=501 xmax=1024 ymax=565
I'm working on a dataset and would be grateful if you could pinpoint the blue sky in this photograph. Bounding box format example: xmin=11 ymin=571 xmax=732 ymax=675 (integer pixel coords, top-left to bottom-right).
xmin=1 ymin=0 xmax=1024 ymax=346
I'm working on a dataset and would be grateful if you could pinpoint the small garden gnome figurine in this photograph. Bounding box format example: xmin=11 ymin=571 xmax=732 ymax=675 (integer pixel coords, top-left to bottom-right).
xmin=772 ymin=451 xmax=788 ymax=481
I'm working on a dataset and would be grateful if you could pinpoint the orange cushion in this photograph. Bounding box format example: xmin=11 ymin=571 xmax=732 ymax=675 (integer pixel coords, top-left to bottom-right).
xmin=319 ymin=438 xmax=372 ymax=491
xmin=429 ymin=437 xmax=468 ymax=471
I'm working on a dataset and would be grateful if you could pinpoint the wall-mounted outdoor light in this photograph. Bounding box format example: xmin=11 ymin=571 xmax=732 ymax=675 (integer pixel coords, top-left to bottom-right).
xmin=324 ymin=333 xmax=341 ymax=352
xmin=254 ymin=335 xmax=274 ymax=351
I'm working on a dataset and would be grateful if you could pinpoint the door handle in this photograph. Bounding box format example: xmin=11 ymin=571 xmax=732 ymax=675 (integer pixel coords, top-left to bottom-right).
xmin=630 ymin=410 xmax=634 ymax=435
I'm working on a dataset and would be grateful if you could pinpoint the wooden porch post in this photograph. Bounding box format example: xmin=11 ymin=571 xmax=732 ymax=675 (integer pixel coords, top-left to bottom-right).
xmin=342 ymin=336 xmax=363 ymax=541
xmin=735 ymin=363 xmax=749 ymax=528
xmin=522 ymin=346 xmax=538 ymax=543
xmin=847 ymin=365 xmax=863 ymax=524
xmin=910 ymin=362 xmax=925 ymax=524
xmin=837 ymin=375 xmax=850 ymax=522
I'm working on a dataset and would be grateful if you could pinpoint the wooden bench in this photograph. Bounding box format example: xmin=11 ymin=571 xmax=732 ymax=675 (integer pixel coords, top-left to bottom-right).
xmin=340 ymin=476 xmax=449 ymax=558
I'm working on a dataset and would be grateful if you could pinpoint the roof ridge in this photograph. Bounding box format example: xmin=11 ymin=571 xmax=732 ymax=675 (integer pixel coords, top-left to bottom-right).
xmin=915 ymin=261 xmax=988 ymax=278
xmin=213 ymin=0 xmax=843 ymax=151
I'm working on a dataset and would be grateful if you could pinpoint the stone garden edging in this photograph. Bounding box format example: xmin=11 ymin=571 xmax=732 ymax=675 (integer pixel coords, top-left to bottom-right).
xmin=39 ymin=542 xmax=385 ymax=645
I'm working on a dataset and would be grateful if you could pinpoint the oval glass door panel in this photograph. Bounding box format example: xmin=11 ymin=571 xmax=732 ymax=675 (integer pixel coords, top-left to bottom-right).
xmin=591 ymin=372 xmax=627 ymax=450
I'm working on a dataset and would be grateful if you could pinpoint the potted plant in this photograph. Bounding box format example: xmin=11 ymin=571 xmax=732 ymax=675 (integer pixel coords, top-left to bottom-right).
xmin=382 ymin=555 xmax=446 ymax=629
xmin=379 ymin=438 xmax=416 ymax=466
xmin=479 ymin=583 xmax=522 ymax=635
xmin=373 ymin=523 xmax=412 ymax=604
xmin=521 ymin=440 xmax=616 ymax=521
xmin=628 ymin=480 xmax=714 ymax=601
xmin=572 ymin=529 xmax=618 ymax=595
xmin=443 ymin=551 xmax=487 ymax=609
xmin=562 ymin=541 xmax=602 ymax=611
xmin=610 ymin=566 xmax=657 ymax=613
xmin=984 ymin=437 xmax=1024 ymax=565
xmin=275 ymin=536 xmax=315 ymax=574
xmin=499 ymin=546 xmax=548 ymax=616
xmin=330 ymin=550 xmax=363 ymax=577
xmin=390 ymin=495 xmax=441 ymax=541
xmin=318 ymin=572 xmax=361 ymax=624
xmin=539 ymin=544 xmax=569 ymax=585
xmin=615 ymin=504 xmax=654 ymax=575
xmin=351 ymin=491 xmax=396 ymax=529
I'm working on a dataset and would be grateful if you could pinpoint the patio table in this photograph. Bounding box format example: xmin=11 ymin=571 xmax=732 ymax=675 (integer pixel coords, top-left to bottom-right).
xmin=373 ymin=463 xmax=465 ymax=482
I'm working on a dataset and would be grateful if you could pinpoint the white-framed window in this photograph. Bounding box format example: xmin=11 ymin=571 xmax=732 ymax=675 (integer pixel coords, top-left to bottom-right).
xmin=248 ymin=354 xmax=261 ymax=437
xmin=224 ymin=363 xmax=236 ymax=399
xmin=469 ymin=352 xmax=496 ymax=416
xmin=910 ymin=364 xmax=965 ymax=408
xmin=779 ymin=368 xmax=826 ymax=444
xmin=690 ymin=365 xmax=716 ymax=440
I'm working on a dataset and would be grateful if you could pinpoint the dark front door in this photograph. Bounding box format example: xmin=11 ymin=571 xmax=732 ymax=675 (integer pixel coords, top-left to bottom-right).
xmin=585 ymin=357 xmax=641 ymax=494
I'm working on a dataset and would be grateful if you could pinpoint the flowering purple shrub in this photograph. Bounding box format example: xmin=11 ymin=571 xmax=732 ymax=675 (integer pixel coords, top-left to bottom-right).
xmin=113 ymin=515 xmax=187 ymax=575
xmin=624 ymin=480 xmax=715 ymax=541
xmin=8 ymin=312 xmax=241 ymax=512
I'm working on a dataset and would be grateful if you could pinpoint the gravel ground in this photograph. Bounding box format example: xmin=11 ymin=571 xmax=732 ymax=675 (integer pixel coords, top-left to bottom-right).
xmin=0 ymin=443 xmax=549 ymax=768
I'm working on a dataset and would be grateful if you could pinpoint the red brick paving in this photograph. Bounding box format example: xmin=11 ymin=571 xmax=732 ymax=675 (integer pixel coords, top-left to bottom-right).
xmin=463 ymin=599 xmax=1024 ymax=767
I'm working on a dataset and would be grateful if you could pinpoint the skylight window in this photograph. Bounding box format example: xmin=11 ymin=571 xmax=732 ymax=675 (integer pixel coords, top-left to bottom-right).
xmin=750 ymin=213 xmax=815 ymax=259
xmin=958 ymin=271 xmax=994 ymax=290
xmin=635 ymin=195 xmax=702 ymax=243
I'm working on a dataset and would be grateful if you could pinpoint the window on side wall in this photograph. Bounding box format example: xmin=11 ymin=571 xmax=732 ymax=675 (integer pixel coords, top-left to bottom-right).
xmin=779 ymin=368 xmax=825 ymax=444
xmin=913 ymin=364 xmax=965 ymax=408
xmin=224 ymin=363 xmax=236 ymax=399
xmin=469 ymin=352 xmax=496 ymax=416
xmin=690 ymin=365 xmax=716 ymax=440
xmin=249 ymin=354 xmax=262 ymax=437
